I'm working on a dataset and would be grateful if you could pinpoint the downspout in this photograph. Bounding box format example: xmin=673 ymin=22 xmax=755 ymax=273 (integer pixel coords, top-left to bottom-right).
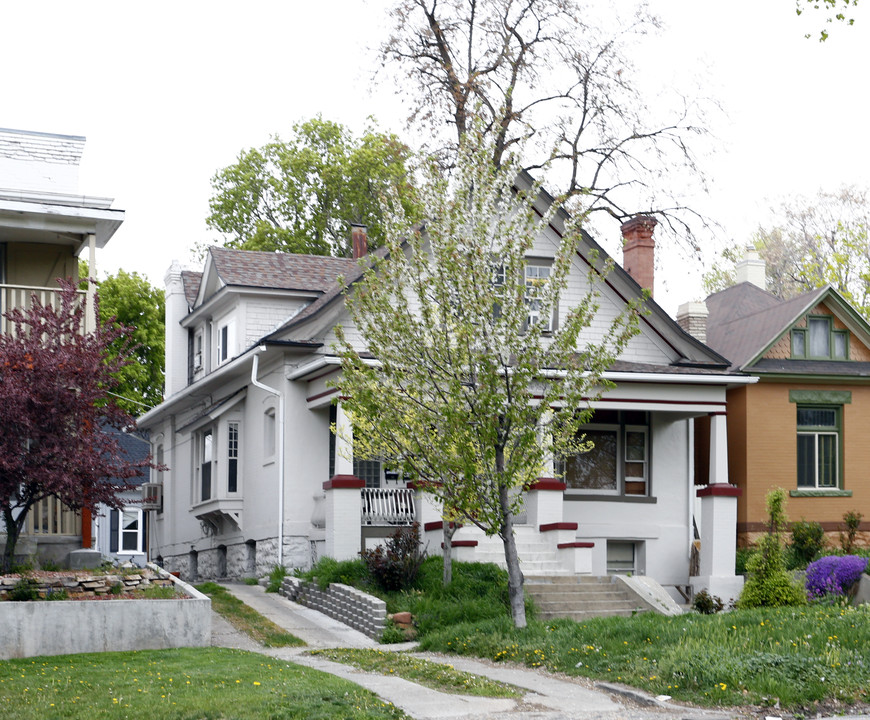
xmin=687 ymin=419 xmax=693 ymax=560
xmin=251 ymin=347 xmax=285 ymax=567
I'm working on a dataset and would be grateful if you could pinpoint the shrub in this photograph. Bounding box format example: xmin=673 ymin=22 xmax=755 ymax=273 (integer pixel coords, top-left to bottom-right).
xmin=805 ymin=555 xmax=869 ymax=600
xmin=266 ymin=565 xmax=287 ymax=593
xmin=692 ymin=589 xmax=724 ymax=614
xmin=299 ymin=557 xmax=371 ymax=590
xmin=735 ymin=546 xmax=757 ymax=574
xmin=360 ymin=523 xmax=426 ymax=592
xmin=839 ymin=510 xmax=864 ymax=554
xmin=9 ymin=576 xmax=40 ymax=601
xmin=737 ymin=488 xmax=806 ymax=608
xmin=789 ymin=519 xmax=825 ymax=567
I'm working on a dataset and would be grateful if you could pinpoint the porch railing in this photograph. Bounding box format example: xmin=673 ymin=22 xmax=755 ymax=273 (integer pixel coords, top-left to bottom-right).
xmin=361 ymin=488 xmax=416 ymax=526
xmin=23 ymin=496 xmax=81 ymax=536
xmin=0 ymin=284 xmax=90 ymax=334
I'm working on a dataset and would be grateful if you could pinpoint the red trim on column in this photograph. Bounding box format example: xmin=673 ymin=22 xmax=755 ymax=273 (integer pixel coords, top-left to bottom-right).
xmin=423 ymin=521 xmax=463 ymax=532
xmin=558 ymin=541 xmax=594 ymax=549
xmin=527 ymin=478 xmax=566 ymax=491
xmin=323 ymin=475 xmax=365 ymax=490
xmin=696 ymin=483 xmax=742 ymax=498
xmin=81 ymin=508 xmax=92 ymax=549
xmin=540 ymin=522 xmax=578 ymax=532
xmin=443 ymin=540 xmax=478 ymax=548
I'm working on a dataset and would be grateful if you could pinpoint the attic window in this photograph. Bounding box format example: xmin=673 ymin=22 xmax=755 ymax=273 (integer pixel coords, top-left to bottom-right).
xmin=791 ymin=316 xmax=848 ymax=360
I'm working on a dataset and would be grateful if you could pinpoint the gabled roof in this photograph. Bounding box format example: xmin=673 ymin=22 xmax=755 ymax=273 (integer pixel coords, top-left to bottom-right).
xmin=181 ymin=271 xmax=202 ymax=308
xmin=191 ymin=247 xmax=359 ymax=310
xmin=705 ymin=282 xmax=870 ymax=372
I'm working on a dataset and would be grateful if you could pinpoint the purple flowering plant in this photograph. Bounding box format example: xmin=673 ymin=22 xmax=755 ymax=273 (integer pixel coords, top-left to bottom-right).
xmin=805 ymin=555 xmax=868 ymax=600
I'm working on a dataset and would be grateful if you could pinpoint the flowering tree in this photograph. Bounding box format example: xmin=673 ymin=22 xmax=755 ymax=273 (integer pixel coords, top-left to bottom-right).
xmin=0 ymin=283 xmax=152 ymax=572
xmin=334 ymin=129 xmax=640 ymax=627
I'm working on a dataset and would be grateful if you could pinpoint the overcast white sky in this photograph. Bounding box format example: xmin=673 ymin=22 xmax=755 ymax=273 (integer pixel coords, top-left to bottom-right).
xmin=3 ymin=1 xmax=868 ymax=315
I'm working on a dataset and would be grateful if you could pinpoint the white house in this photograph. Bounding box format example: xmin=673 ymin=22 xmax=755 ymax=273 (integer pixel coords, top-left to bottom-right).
xmin=139 ymin=177 xmax=751 ymax=601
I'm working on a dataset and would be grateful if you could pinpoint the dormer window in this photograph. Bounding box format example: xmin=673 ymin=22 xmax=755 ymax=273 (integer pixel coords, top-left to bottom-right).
xmin=791 ymin=316 xmax=848 ymax=360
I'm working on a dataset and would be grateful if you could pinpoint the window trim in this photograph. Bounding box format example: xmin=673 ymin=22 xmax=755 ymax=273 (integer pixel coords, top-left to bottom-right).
xmin=791 ymin=315 xmax=849 ymax=360
xmin=227 ymin=421 xmax=240 ymax=494
xmin=796 ymin=404 xmax=843 ymax=490
xmin=558 ymin=411 xmax=650 ymax=497
xmin=117 ymin=508 xmax=144 ymax=555
xmin=524 ymin=261 xmax=554 ymax=332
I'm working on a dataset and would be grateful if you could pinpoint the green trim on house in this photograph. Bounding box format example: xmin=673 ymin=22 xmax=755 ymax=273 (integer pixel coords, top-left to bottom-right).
xmin=789 ymin=390 xmax=852 ymax=404
xmin=789 ymin=489 xmax=853 ymax=498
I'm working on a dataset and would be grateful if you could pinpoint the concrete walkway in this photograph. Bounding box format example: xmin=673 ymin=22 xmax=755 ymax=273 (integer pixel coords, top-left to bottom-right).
xmin=214 ymin=582 xmax=744 ymax=720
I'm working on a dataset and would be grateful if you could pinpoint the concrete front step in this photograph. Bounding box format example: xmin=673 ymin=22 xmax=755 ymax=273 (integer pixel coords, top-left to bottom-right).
xmin=525 ymin=575 xmax=650 ymax=620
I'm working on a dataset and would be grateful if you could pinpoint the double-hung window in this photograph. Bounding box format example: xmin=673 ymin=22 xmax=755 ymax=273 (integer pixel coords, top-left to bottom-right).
xmin=525 ymin=262 xmax=553 ymax=331
xmin=110 ymin=508 xmax=144 ymax=554
xmin=797 ymin=406 xmax=840 ymax=489
xmin=198 ymin=429 xmax=213 ymax=501
xmin=558 ymin=410 xmax=649 ymax=496
xmin=227 ymin=421 xmax=239 ymax=493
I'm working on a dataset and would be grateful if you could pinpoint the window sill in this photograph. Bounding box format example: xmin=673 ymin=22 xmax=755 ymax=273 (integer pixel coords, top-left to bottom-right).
xmin=565 ymin=494 xmax=657 ymax=504
xmin=789 ymin=489 xmax=852 ymax=498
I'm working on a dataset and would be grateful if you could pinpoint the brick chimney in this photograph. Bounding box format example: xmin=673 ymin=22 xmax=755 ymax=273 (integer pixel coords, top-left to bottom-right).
xmin=676 ymin=301 xmax=709 ymax=343
xmin=351 ymin=223 xmax=368 ymax=260
xmin=621 ymin=215 xmax=657 ymax=297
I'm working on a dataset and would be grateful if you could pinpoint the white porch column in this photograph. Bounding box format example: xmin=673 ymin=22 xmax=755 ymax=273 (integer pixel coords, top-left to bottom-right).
xmin=708 ymin=413 xmax=729 ymax=484
xmin=691 ymin=412 xmax=744 ymax=601
xmin=85 ymin=233 xmax=97 ymax=333
xmin=323 ymin=401 xmax=362 ymax=560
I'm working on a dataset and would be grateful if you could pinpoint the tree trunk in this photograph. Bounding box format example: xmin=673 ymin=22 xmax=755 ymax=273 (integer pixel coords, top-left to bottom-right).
xmin=442 ymin=522 xmax=456 ymax=586
xmin=1 ymin=508 xmax=22 ymax=574
xmin=496 ymin=447 xmax=526 ymax=628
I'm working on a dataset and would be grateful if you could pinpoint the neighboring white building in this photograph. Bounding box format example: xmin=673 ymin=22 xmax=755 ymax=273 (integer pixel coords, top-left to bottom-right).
xmin=139 ymin=177 xmax=751 ymax=600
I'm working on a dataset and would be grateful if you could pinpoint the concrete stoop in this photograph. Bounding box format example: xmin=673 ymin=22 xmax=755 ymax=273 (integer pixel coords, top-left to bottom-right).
xmin=525 ymin=574 xmax=679 ymax=621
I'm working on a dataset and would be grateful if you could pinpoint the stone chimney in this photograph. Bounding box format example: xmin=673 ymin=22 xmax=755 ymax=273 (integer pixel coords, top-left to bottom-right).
xmin=621 ymin=215 xmax=657 ymax=297
xmin=351 ymin=223 xmax=368 ymax=260
xmin=735 ymin=246 xmax=766 ymax=290
xmin=676 ymin=301 xmax=709 ymax=343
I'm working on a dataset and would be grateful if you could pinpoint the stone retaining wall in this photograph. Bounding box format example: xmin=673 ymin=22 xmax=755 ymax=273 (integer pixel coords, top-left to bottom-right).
xmin=0 ymin=569 xmax=172 ymax=599
xmin=280 ymin=576 xmax=386 ymax=639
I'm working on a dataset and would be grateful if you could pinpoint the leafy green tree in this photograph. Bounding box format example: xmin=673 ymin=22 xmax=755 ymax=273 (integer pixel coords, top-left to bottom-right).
xmin=334 ymin=126 xmax=640 ymax=628
xmin=207 ymin=117 xmax=420 ymax=256
xmin=703 ymin=186 xmax=870 ymax=312
xmin=796 ymin=0 xmax=861 ymax=40
xmin=81 ymin=265 xmax=165 ymax=413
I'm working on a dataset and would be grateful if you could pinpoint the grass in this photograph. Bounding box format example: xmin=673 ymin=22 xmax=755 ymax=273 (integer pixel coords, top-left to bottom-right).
xmin=0 ymin=647 xmax=408 ymax=719
xmin=311 ymin=648 xmax=521 ymax=698
xmin=196 ymin=582 xmax=304 ymax=648
xmin=417 ymin=603 xmax=870 ymax=712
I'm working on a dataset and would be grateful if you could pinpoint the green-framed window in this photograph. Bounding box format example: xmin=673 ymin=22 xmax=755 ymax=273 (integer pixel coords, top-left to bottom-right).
xmin=791 ymin=315 xmax=848 ymax=360
xmin=796 ymin=405 xmax=841 ymax=489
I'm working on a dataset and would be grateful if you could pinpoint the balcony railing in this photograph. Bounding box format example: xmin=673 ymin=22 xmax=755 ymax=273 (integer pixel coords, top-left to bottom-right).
xmin=361 ymin=487 xmax=416 ymax=526
xmin=0 ymin=284 xmax=91 ymax=334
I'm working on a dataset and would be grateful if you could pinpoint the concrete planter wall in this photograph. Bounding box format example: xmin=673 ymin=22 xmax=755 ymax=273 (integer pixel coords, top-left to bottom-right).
xmin=0 ymin=564 xmax=211 ymax=660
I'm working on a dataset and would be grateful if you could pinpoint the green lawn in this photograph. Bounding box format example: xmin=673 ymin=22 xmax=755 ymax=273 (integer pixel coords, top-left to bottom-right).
xmin=196 ymin=582 xmax=304 ymax=647
xmin=418 ymin=603 xmax=870 ymax=711
xmin=0 ymin=647 xmax=408 ymax=719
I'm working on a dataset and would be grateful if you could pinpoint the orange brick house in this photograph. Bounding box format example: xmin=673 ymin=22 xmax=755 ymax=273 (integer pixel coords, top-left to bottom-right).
xmin=680 ymin=250 xmax=870 ymax=547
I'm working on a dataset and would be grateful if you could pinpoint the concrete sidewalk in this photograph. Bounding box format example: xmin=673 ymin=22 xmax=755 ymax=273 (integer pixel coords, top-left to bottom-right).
xmin=213 ymin=582 xmax=870 ymax=720
xmin=214 ymin=582 xmax=743 ymax=720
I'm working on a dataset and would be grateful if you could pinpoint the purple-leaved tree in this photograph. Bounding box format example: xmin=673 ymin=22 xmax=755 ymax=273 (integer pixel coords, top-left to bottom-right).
xmin=0 ymin=282 xmax=154 ymax=572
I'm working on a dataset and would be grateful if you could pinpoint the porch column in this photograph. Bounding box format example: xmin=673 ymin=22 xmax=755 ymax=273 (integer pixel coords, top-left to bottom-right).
xmin=85 ymin=233 xmax=97 ymax=333
xmin=323 ymin=401 xmax=363 ymax=560
xmin=526 ymin=411 xmax=564 ymax=527
xmin=691 ymin=412 xmax=743 ymax=601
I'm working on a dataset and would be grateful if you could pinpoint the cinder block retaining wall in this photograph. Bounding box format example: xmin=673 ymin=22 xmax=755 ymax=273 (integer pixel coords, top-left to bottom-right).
xmin=0 ymin=564 xmax=211 ymax=660
xmin=281 ymin=577 xmax=386 ymax=640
